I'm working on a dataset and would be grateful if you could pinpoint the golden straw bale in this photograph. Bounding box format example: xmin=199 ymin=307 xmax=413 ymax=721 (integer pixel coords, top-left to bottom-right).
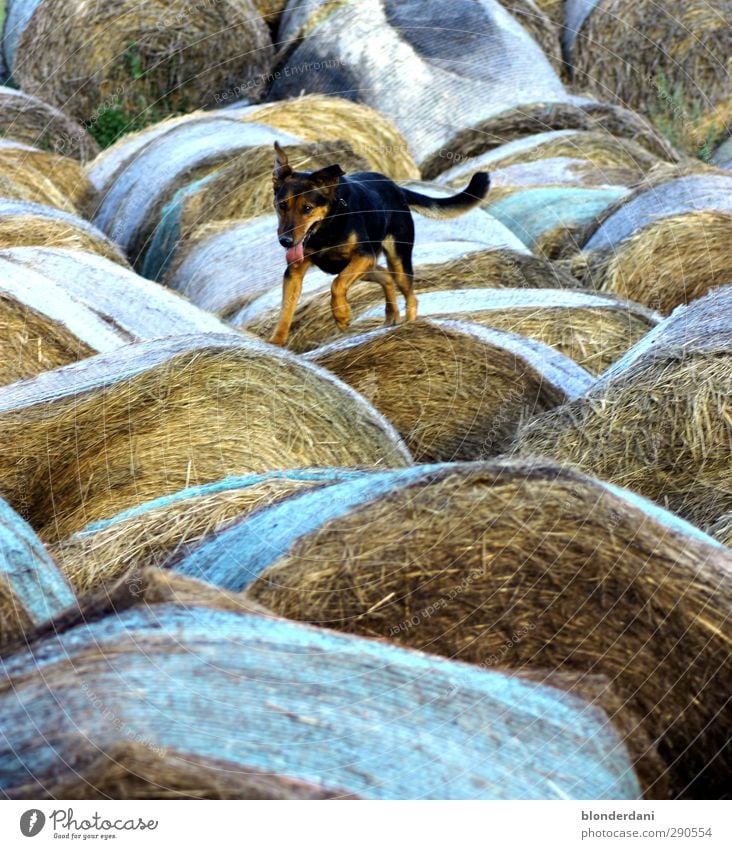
xmin=0 ymin=155 xmax=77 ymax=212
xmin=708 ymin=514 xmax=732 ymax=549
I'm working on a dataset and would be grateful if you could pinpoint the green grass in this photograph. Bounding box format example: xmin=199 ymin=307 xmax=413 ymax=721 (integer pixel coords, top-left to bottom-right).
xmin=649 ymin=71 xmax=720 ymax=162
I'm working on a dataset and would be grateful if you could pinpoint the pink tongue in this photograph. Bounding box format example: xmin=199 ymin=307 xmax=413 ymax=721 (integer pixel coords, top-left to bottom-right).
xmin=286 ymin=242 xmax=304 ymax=264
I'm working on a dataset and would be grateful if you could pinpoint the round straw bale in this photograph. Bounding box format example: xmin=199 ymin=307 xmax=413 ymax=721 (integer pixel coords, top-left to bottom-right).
xmin=231 ymin=459 xmax=732 ymax=798
xmin=239 ymin=95 xmax=420 ymax=179
xmin=712 ymin=136 xmax=732 ymax=171
xmin=306 ymin=320 xmax=593 ymax=462
xmin=93 ymin=119 xmax=301 ymax=267
xmin=13 ymin=0 xmax=274 ymax=124
xmin=0 ymin=85 xmax=100 ymax=162
xmin=269 ymin=0 xmax=567 ymax=166
xmin=533 ymin=0 xmax=564 ymax=27
xmin=708 ymin=513 xmax=732 ymax=548
xmin=0 ymin=150 xmax=77 ymax=211
xmin=0 ymin=602 xmax=649 ymax=799
xmin=496 ymin=1 xmax=564 ymax=74
xmin=0 ymin=495 xmax=75 ymax=648
xmin=142 ymin=139 xmax=368 ymax=282
xmin=1 ymin=0 xmax=43 ymax=80
xmin=576 ymin=211 xmax=732 ymax=314
xmin=0 ymin=333 xmax=410 ymax=541
xmin=515 ymin=285 xmax=732 ymax=529
xmin=570 ymin=1 xmax=732 ymax=129
xmin=0 ymin=199 xmax=127 ymax=263
xmin=420 ymin=98 xmax=679 ymax=179
xmin=486 ymin=157 xmax=637 ymax=199
xmin=52 ymin=469 xmax=368 ymax=593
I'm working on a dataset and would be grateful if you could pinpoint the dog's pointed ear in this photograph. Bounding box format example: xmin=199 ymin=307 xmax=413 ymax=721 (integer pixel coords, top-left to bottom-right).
xmin=309 ymin=163 xmax=345 ymax=190
xmin=273 ymin=141 xmax=292 ymax=188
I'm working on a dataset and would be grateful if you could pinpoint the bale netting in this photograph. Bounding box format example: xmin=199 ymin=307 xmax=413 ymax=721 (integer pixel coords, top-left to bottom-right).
xmin=225 ymin=459 xmax=732 ymax=798
xmin=51 ymin=469 xmax=368 ymax=593
xmin=0 ymin=86 xmax=99 ymax=162
xmin=513 ymin=285 xmax=732 ymax=532
xmin=12 ymin=0 xmax=274 ymax=124
xmin=0 ymin=333 xmax=410 ymax=542
xmin=495 ymin=1 xmax=564 ymax=73
xmin=0 ymin=495 xmax=75 ymax=649
xmin=93 ymin=118 xmax=301 ymax=267
xmin=573 ymin=211 xmax=732 ymax=314
xmin=0 ymin=602 xmax=650 ymax=800
xmin=420 ymin=98 xmax=679 ymax=179
xmin=142 ymin=140 xmax=369 ymax=282
xmin=268 ymin=0 xmax=568 ymax=166
xmin=239 ymin=95 xmax=420 ymax=179
xmin=571 ymin=1 xmax=732 ymax=131
xmin=0 ymin=200 xmax=128 ymax=263
xmin=306 ymin=320 xmax=593 ymax=462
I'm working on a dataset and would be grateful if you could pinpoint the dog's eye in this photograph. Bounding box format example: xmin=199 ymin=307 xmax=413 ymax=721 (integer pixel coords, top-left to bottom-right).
xmin=278 ymin=201 xmax=287 ymax=211
xmin=302 ymin=204 xmax=313 ymax=213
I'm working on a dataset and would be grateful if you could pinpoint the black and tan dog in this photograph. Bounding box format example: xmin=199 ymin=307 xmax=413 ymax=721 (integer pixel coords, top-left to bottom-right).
xmin=270 ymin=142 xmax=490 ymax=346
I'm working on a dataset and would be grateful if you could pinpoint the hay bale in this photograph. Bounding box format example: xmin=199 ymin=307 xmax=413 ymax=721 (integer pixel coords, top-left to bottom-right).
xmin=0 ymin=495 xmax=75 ymax=648
xmin=533 ymin=0 xmax=564 ymax=27
xmin=307 ymin=320 xmax=592 ymax=462
xmin=708 ymin=513 xmax=732 ymax=548
xmin=239 ymin=95 xmax=420 ymax=179
xmin=496 ymin=1 xmax=564 ymax=73
xmin=52 ymin=469 xmax=368 ymax=593
xmin=570 ymin=1 xmax=732 ymax=129
xmin=0 ymin=333 xmax=410 ymax=541
xmin=13 ymin=0 xmax=274 ymax=124
xmin=515 ymin=285 xmax=732 ymax=529
xmin=420 ymin=98 xmax=680 ymax=179
xmin=0 ymin=600 xmax=652 ymax=799
xmin=1 ymin=0 xmax=42 ymax=81
xmin=0 ymin=199 xmax=128 ymax=262
xmin=142 ymin=140 xmax=369 ymax=282
xmin=0 ymin=85 xmax=99 ymax=162
xmin=576 ymin=211 xmax=732 ymax=313
xmin=0 ymin=149 xmax=77 ymax=212
xmin=93 ymin=118 xmax=301 ymax=267
xmin=712 ymin=136 xmax=732 ymax=171
xmin=227 ymin=459 xmax=732 ymax=798
xmin=269 ymin=0 xmax=567 ymax=166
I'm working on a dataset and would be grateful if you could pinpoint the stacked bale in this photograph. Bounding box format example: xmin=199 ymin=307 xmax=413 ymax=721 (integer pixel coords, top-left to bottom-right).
xmin=52 ymin=469 xmax=367 ymax=593
xmin=709 ymin=514 xmax=732 ymax=548
xmin=514 ymin=285 xmax=732 ymax=531
xmin=496 ymin=1 xmax=563 ymax=73
xmin=0 ymin=86 xmax=99 ymax=161
xmin=0 ymin=495 xmax=75 ymax=647
xmin=0 ymin=333 xmax=409 ymax=541
xmin=11 ymin=0 xmax=274 ymax=124
xmin=269 ymin=0 xmax=568 ymax=166
xmin=307 ymin=320 xmax=592 ymax=462
xmin=0 ymin=602 xmax=651 ymax=799
xmin=172 ymin=459 xmax=732 ymax=798
xmin=533 ymin=0 xmax=564 ymax=28
xmin=712 ymin=134 xmax=732 ymax=171
xmin=0 ymin=147 xmax=77 ymax=211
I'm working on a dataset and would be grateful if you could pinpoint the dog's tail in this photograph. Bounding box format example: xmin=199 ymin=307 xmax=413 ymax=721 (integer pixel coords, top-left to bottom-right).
xmin=401 ymin=172 xmax=490 ymax=219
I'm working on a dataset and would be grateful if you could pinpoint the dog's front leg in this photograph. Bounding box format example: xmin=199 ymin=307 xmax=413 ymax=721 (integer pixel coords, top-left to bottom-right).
xmin=330 ymin=254 xmax=375 ymax=330
xmin=270 ymin=260 xmax=311 ymax=346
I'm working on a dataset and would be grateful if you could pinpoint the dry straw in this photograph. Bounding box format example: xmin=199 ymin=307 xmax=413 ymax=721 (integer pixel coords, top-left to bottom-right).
xmin=0 ymin=85 xmax=100 ymax=162
xmin=514 ymin=285 xmax=732 ymax=532
xmin=245 ymin=459 xmax=732 ymax=798
xmin=14 ymin=0 xmax=274 ymax=122
xmin=709 ymin=513 xmax=732 ymax=548
xmin=307 ymin=319 xmax=593 ymax=462
xmin=0 ymin=153 xmax=77 ymax=212
xmin=0 ymin=333 xmax=409 ymax=542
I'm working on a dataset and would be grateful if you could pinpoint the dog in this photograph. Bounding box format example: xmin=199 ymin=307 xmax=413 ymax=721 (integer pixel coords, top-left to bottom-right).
xmin=270 ymin=141 xmax=490 ymax=346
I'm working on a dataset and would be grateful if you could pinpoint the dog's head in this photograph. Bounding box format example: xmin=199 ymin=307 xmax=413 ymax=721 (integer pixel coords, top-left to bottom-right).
xmin=273 ymin=141 xmax=344 ymax=263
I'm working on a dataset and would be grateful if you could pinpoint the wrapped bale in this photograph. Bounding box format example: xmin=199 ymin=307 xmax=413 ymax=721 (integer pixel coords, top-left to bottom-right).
xmin=307 ymin=320 xmax=593 ymax=462
xmin=0 ymin=200 xmax=127 ymax=262
xmin=52 ymin=469 xmax=368 ymax=593
xmin=201 ymin=460 xmax=732 ymax=798
xmin=496 ymin=1 xmax=563 ymax=73
xmin=142 ymin=140 xmax=369 ymax=282
xmin=0 ymin=85 xmax=99 ymax=162
xmin=712 ymin=135 xmax=732 ymax=171
xmin=0 ymin=495 xmax=75 ymax=648
xmin=514 ymin=285 xmax=732 ymax=530
xmin=12 ymin=0 xmax=274 ymax=124
xmin=0 ymin=333 xmax=410 ymax=541
xmin=269 ymin=0 xmax=568 ymax=166
xmin=0 ymin=602 xmax=649 ymax=799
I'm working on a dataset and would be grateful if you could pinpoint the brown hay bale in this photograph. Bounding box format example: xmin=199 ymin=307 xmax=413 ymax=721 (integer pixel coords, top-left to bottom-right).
xmin=240 ymin=95 xmax=420 ymax=179
xmin=51 ymin=469 xmax=364 ymax=593
xmin=307 ymin=320 xmax=593 ymax=462
xmin=0 ymin=151 xmax=77 ymax=212
xmin=14 ymin=0 xmax=274 ymax=124
xmin=533 ymin=0 xmax=564 ymax=28
xmin=0 ymin=85 xmax=100 ymax=162
xmin=254 ymin=0 xmax=288 ymax=26
xmin=243 ymin=459 xmax=732 ymax=798
xmin=571 ymin=1 xmax=732 ymax=133
xmin=708 ymin=514 xmax=732 ymax=548
xmin=0 ymin=333 xmax=410 ymax=541
xmin=421 ymin=99 xmax=679 ymax=179
xmin=514 ymin=285 xmax=732 ymax=530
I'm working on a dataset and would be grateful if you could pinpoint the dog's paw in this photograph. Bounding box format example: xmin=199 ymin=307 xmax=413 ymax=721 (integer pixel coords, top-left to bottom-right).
xmin=269 ymin=333 xmax=287 ymax=346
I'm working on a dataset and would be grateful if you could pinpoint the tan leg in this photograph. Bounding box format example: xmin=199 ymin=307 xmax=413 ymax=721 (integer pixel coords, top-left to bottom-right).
xmin=331 ymin=254 xmax=375 ymax=330
xmin=269 ymin=260 xmax=310 ymax=346
xmin=383 ymin=240 xmax=418 ymax=322
xmin=371 ymin=266 xmax=401 ymax=325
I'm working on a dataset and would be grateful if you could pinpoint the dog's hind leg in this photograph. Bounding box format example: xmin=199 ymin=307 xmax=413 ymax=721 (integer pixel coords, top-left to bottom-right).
xmin=383 ymin=233 xmax=418 ymax=322
xmin=371 ymin=265 xmax=400 ymax=325
xmin=270 ymin=259 xmax=311 ymax=346
xmin=330 ymin=253 xmax=376 ymax=330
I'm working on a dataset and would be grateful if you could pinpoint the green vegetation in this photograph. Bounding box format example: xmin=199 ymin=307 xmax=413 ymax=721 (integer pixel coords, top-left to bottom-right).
xmin=649 ymin=71 xmax=720 ymax=162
